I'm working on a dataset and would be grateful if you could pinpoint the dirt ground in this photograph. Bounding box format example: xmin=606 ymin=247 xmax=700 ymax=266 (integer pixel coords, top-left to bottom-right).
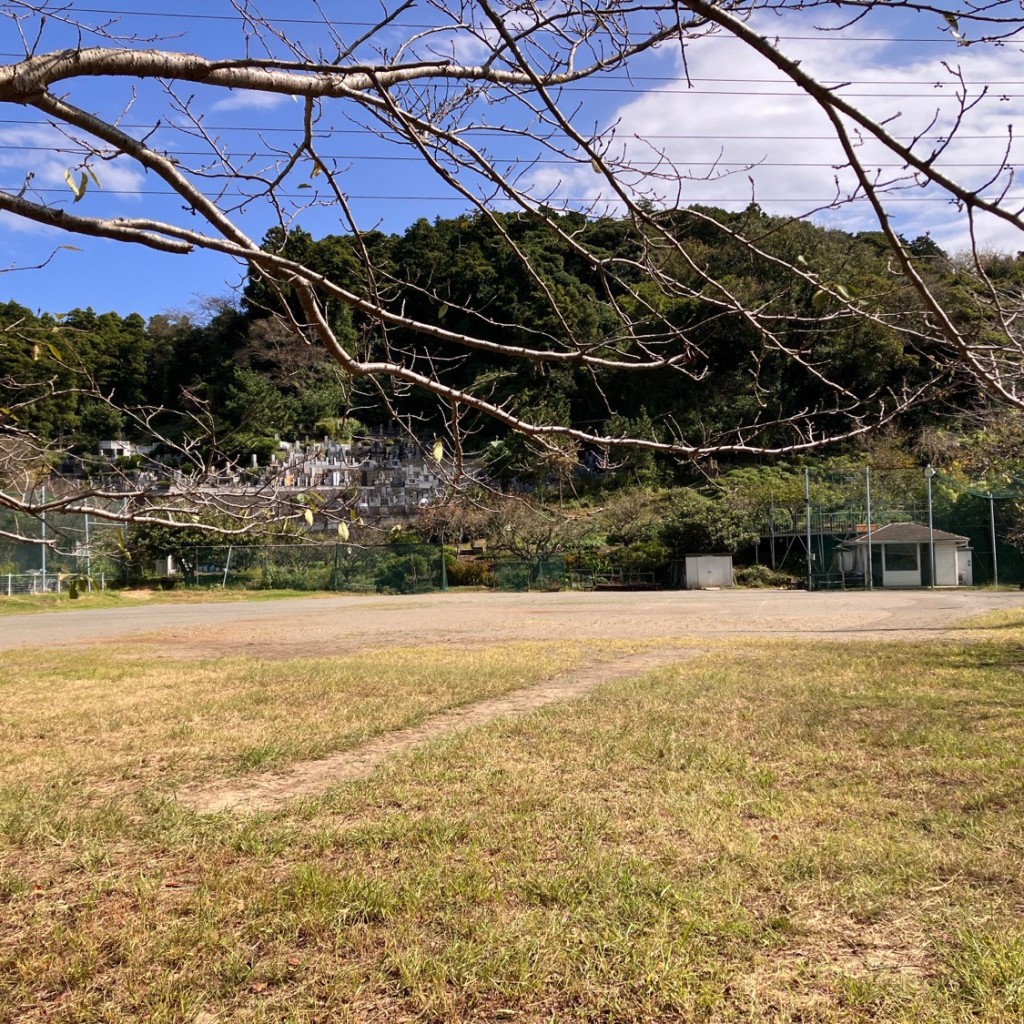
xmin=8 ymin=587 xmax=1024 ymax=812
xmin=3 ymin=587 xmax=1022 ymax=657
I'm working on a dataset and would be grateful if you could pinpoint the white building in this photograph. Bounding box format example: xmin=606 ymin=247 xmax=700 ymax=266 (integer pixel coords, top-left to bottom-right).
xmin=838 ymin=522 xmax=973 ymax=588
xmin=97 ymin=439 xmax=156 ymax=460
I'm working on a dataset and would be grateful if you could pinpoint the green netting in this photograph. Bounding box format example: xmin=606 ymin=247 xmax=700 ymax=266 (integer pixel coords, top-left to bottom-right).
xmin=6 ymin=465 xmax=1024 ymax=593
xmin=188 ymin=543 xmax=444 ymax=593
xmin=494 ymin=561 xmax=530 ymax=591
xmin=493 ymin=555 xmax=565 ymax=592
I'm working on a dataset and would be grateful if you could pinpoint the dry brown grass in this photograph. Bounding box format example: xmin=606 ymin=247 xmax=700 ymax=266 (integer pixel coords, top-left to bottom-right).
xmin=0 ymin=641 xmax=619 ymax=794
xmin=2 ymin=616 xmax=1024 ymax=1021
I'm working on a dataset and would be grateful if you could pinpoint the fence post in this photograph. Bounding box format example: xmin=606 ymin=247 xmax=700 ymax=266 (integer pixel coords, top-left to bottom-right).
xmin=222 ymin=545 xmax=233 ymax=588
xmin=804 ymin=467 xmax=813 ymax=591
xmin=865 ymin=467 xmax=873 ymax=591
xmin=6 ymin=573 xmax=10 ymax=597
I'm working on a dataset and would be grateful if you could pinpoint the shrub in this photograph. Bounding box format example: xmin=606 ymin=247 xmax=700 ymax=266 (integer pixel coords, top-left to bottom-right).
xmin=734 ymin=564 xmax=794 ymax=588
xmin=445 ymin=556 xmax=494 ymax=588
xmin=617 ymin=540 xmax=670 ymax=574
xmin=375 ymin=552 xmax=435 ymax=593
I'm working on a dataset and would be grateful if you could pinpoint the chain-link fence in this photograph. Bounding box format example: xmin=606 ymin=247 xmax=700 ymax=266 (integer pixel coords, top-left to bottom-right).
xmin=0 ymin=505 xmax=449 ymax=594
xmin=755 ymin=467 xmax=1024 ymax=587
xmin=0 ymin=571 xmax=108 ymax=596
xmin=1 ymin=505 xmax=124 ymax=582
xmin=493 ymin=555 xmax=566 ymax=592
xmin=6 ymin=466 xmax=1024 ymax=595
xmin=185 ymin=543 xmax=445 ymax=594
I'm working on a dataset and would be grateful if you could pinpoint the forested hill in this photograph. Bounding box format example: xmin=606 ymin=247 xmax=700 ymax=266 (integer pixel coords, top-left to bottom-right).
xmin=2 ymin=206 xmax=1017 ymax=475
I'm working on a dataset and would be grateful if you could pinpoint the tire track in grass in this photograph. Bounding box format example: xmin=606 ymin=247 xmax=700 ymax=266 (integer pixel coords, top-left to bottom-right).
xmin=182 ymin=647 xmax=691 ymax=814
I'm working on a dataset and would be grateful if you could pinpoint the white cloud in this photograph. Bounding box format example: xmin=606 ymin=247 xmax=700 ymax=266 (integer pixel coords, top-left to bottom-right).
xmin=0 ymin=124 xmax=145 ymax=202
xmin=527 ymin=23 xmax=1024 ymax=255
xmin=209 ymin=90 xmax=288 ymax=112
xmin=0 ymin=210 xmax=61 ymax=240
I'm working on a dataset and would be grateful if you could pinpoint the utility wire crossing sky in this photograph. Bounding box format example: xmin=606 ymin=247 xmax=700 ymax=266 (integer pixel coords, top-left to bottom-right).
xmin=0 ymin=0 xmax=1020 ymax=318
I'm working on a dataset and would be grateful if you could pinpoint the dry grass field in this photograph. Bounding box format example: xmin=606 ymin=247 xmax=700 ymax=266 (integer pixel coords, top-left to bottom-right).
xmin=2 ymin=592 xmax=1024 ymax=1022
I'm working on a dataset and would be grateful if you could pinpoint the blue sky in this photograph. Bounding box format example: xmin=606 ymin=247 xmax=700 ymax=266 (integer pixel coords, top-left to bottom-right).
xmin=0 ymin=2 xmax=1021 ymax=320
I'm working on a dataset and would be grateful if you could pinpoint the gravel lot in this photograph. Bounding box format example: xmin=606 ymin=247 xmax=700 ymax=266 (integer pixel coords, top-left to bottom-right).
xmin=3 ymin=587 xmax=1022 ymax=655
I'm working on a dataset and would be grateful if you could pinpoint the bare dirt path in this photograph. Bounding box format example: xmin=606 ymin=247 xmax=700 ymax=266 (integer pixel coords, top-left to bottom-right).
xmin=182 ymin=647 xmax=690 ymax=814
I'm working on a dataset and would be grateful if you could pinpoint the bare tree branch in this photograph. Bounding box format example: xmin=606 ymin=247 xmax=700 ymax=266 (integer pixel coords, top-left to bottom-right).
xmin=1 ymin=0 xmax=1022 ymax=528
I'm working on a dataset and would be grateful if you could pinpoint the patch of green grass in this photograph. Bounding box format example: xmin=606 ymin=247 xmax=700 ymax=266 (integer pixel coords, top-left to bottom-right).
xmin=940 ymin=930 xmax=1024 ymax=1016
xmin=2 ymin=630 xmax=1024 ymax=1020
xmin=952 ymin=606 xmax=1024 ymax=632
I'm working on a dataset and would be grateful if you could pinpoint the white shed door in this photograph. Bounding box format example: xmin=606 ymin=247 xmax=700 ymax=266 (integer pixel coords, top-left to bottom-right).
xmin=685 ymin=555 xmax=733 ymax=589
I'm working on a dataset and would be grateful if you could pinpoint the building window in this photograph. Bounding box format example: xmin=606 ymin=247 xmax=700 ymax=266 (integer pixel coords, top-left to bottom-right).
xmin=884 ymin=543 xmax=919 ymax=572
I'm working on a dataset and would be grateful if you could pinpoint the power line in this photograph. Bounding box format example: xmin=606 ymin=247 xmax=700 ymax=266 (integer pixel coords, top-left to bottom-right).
xmin=3 ymin=5 xmax=993 ymax=44
xmin=7 ymin=185 xmax=1022 ymax=203
xmin=376 ymin=86 xmax=1024 ymax=98
xmin=0 ymin=118 xmax=1015 ymax=143
xmin=0 ymin=142 xmax=1012 ymax=170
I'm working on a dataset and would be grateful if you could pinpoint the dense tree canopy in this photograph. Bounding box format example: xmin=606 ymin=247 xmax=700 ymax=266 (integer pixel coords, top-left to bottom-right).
xmin=6 ymin=207 xmax=1008 ymax=480
xmin=1 ymin=0 xmax=1023 ymax=533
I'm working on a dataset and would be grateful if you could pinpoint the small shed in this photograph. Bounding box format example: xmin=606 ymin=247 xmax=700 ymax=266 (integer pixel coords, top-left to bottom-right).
xmin=153 ymin=555 xmax=180 ymax=577
xmin=683 ymin=553 xmax=734 ymax=589
xmin=837 ymin=523 xmax=973 ymax=588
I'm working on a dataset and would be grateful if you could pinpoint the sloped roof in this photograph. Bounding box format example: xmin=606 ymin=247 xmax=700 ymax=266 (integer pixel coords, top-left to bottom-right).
xmin=847 ymin=522 xmax=970 ymax=545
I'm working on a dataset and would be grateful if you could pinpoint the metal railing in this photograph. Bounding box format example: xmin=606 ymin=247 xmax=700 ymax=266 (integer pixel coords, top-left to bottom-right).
xmin=0 ymin=573 xmax=106 ymax=596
